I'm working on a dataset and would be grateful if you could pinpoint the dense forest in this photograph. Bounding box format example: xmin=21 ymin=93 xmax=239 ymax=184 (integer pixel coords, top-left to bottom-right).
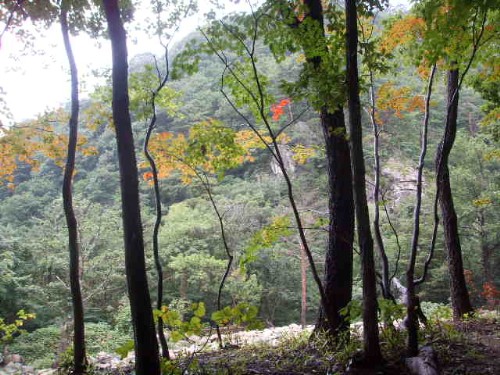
xmin=0 ymin=0 xmax=498 ymax=374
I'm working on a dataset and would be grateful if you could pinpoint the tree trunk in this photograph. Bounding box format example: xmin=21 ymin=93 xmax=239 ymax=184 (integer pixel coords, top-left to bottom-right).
xmin=103 ymin=2 xmax=160 ymax=374
xmin=345 ymin=0 xmax=382 ymax=365
xmin=180 ymin=272 xmax=188 ymax=300
xmin=478 ymin=211 xmax=493 ymax=283
xmin=368 ymin=72 xmax=392 ymax=301
xmin=315 ymin=108 xmax=354 ymax=337
xmin=300 ymin=238 xmax=307 ymax=328
xmin=60 ymin=6 xmax=86 ymax=374
xmin=302 ymin=0 xmax=354 ymax=340
xmin=436 ymin=67 xmax=474 ymax=320
xmin=144 ymin=97 xmax=170 ymax=360
xmin=407 ymin=64 xmax=437 ymax=356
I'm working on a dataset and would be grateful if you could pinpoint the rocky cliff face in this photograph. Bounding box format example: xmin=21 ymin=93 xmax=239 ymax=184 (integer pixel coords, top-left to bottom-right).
xmin=270 ymin=144 xmax=296 ymax=176
xmin=379 ymin=157 xmax=423 ymax=207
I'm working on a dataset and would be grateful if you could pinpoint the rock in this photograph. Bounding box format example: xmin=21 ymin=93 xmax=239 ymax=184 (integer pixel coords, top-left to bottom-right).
xmin=3 ymin=354 xmax=24 ymax=365
xmin=0 ymin=362 xmax=24 ymax=374
xmin=405 ymin=346 xmax=440 ymax=375
xmin=0 ymin=362 xmax=36 ymax=375
xmin=93 ymin=351 xmax=121 ymax=364
xmin=95 ymin=363 xmax=112 ymax=370
xmin=36 ymin=369 xmax=57 ymax=375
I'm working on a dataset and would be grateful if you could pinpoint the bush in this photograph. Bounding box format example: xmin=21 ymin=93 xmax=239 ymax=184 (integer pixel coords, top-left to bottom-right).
xmin=8 ymin=325 xmax=60 ymax=369
xmin=420 ymin=301 xmax=453 ymax=321
xmin=8 ymin=322 xmax=130 ymax=369
xmin=85 ymin=322 xmax=131 ymax=354
xmin=0 ymin=310 xmax=36 ymax=346
xmin=112 ymin=301 xmax=133 ymax=336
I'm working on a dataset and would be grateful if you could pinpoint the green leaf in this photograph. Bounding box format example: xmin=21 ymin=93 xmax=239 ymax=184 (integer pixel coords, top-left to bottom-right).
xmin=192 ymin=302 xmax=206 ymax=318
xmin=170 ymin=330 xmax=184 ymax=342
xmin=115 ymin=340 xmax=134 ymax=359
xmin=190 ymin=316 xmax=201 ymax=326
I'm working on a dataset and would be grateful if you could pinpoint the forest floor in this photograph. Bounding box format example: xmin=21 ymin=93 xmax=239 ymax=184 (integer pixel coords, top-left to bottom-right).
xmin=436 ymin=318 xmax=500 ymax=374
xmin=173 ymin=314 xmax=500 ymax=374
xmin=1 ymin=313 xmax=498 ymax=374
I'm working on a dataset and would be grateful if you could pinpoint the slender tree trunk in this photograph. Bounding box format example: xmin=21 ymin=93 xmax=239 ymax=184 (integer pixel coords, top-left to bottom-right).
xmin=144 ymin=111 xmax=169 ymax=359
xmin=300 ymin=237 xmax=307 ymax=328
xmin=302 ymin=0 xmax=354 ymax=339
xmin=180 ymin=273 xmax=188 ymax=300
xmin=407 ymin=65 xmax=437 ymax=356
xmin=60 ymin=6 xmax=86 ymax=374
xmin=436 ymin=67 xmax=474 ymax=320
xmin=368 ymin=73 xmax=392 ymax=301
xmin=103 ymin=2 xmax=160 ymax=373
xmin=345 ymin=0 xmax=382 ymax=364
xmin=478 ymin=211 xmax=492 ymax=283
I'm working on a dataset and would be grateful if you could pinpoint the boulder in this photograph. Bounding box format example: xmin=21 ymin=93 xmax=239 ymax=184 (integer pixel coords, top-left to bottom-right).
xmin=37 ymin=370 xmax=58 ymax=375
xmin=3 ymin=354 xmax=24 ymax=365
xmin=0 ymin=362 xmax=31 ymax=374
xmin=405 ymin=346 xmax=440 ymax=375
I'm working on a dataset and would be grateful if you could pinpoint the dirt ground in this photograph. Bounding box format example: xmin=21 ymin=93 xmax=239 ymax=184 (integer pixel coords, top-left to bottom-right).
xmin=439 ymin=318 xmax=500 ymax=374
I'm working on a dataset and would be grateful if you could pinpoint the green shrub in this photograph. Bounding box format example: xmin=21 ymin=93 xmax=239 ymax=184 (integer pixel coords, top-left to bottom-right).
xmin=420 ymin=301 xmax=453 ymax=321
xmin=85 ymin=322 xmax=131 ymax=354
xmin=0 ymin=310 xmax=36 ymax=346
xmin=9 ymin=325 xmax=60 ymax=369
xmin=112 ymin=301 xmax=133 ymax=336
xmin=8 ymin=322 xmax=130 ymax=369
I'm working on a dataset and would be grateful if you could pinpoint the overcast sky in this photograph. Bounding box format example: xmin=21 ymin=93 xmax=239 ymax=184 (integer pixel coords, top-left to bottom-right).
xmin=0 ymin=0 xmax=409 ymax=126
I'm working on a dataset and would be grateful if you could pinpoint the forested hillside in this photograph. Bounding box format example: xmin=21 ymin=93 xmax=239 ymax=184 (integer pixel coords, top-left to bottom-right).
xmin=0 ymin=0 xmax=498 ymax=374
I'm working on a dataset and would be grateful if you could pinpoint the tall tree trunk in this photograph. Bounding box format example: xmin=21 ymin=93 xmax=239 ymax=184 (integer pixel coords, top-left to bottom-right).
xmin=103 ymin=2 xmax=160 ymax=374
xmin=144 ymin=111 xmax=169 ymax=359
xmin=60 ymin=6 xmax=86 ymax=374
xmin=345 ymin=0 xmax=382 ymax=364
xmin=368 ymin=72 xmax=392 ymax=301
xmin=436 ymin=67 xmax=474 ymax=319
xmin=315 ymin=108 xmax=354 ymax=336
xmin=407 ymin=64 xmax=437 ymax=356
xmin=302 ymin=0 xmax=354 ymax=339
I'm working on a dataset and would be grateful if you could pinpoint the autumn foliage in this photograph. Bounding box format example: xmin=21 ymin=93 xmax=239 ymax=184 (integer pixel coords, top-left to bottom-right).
xmin=0 ymin=110 xmax=97 ymax=189
xmin=270 ymin=98 xmax=291 ymax=121
xmin=481 ymin=282 xmax=500 ymax=309
xmin=381 ymin=16 xmax=425 ymax=54
xmin=464 ymin=270 xmax=499 ymax=310
xmin=374 ymin=82 xmax=425 ymax=124
xmin=144 ymin=119 xmax=267 ymax=184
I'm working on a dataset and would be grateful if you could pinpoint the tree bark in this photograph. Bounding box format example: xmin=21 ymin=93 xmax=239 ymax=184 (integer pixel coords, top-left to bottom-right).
xmin=300 ymin=237 xmax=307 ymax=328
xmin=141 ymin=46 xmax=176 ymax=359
xmin=478 ymin=211 xmax=493 ymax=283
xmin=407 ymin=64 xmax=436 ymax=356
xmin=60 ymin=5 xmax=86 ymax=374
xmin=368 ymin=72 xmax=392 ymax=301
xmin=315 ymin=108 xmax=354 ymax=336
xmin=436 ymin=67 xmax=474 ymax=320
xmin=103 ymin=2 xmax=160 ymax=373
xmin=345 ymin=0 xmax=382 ymax=365
xmin=144 ymin=108 xmax=169 ymax=359
xmin=302 ymin=0 xmax=354 ymax=340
